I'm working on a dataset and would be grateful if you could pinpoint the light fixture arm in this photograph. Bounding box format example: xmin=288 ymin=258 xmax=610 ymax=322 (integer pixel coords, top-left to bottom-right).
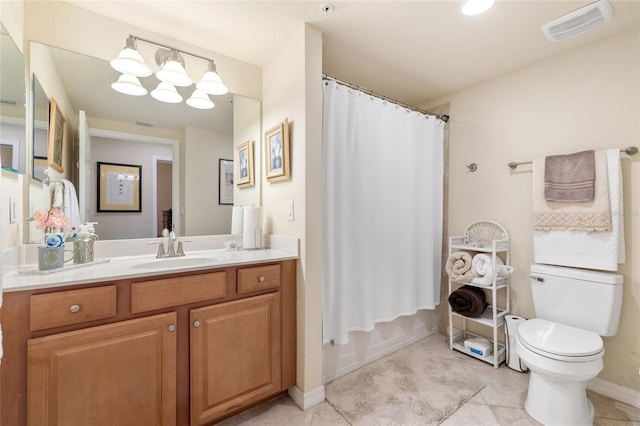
xmin=129 ymin=34 xmax=216 ymax=65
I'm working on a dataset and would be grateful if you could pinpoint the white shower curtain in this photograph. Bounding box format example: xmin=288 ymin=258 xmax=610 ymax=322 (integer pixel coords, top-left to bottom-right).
xmin=322 ymin=79 xmax=444 ymax=345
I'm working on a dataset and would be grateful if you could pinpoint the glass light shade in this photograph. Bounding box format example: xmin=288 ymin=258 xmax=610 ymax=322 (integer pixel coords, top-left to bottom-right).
xmin=156 ymin=60 xmax=192 ymax=87
xmin=197 ymin=61 xmax=228 ymax=95
xmin=196 ymin=71 xmax=228 ymax=95
xmin=151 ymin=82 xmax=183 ymax=103
xmin=462 ymin=0 xmax=495 ymax=15
xmin=110 ymin=48 xmax=152 ymax=77
xmin=186 ymin=89 xmax=215 ymax=109
xmin=111 ymin=74 xmax=147 ymax=96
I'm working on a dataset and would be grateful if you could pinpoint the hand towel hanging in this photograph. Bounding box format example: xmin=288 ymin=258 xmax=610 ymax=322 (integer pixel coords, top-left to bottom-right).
xmin=544 ymin=149 xmax=595 ymax=202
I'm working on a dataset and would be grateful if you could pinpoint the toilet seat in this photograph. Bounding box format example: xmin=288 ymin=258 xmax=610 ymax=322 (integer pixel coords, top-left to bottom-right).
xmin=518 ymin=318 xmax=604 ymax=362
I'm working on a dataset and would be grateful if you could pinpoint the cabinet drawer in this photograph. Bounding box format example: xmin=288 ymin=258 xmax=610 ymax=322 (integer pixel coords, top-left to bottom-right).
xmin=237 ymin=264 xmax=281 ymax=294
xmin=131 ymin=272 xmax=227 ymax=313
xmin=30 ymin=286 xmax=117 ymax=331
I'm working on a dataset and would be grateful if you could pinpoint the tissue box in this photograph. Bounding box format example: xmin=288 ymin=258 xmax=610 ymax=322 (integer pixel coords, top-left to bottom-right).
xmin=464 ymin=338 xmax=492 ymax=357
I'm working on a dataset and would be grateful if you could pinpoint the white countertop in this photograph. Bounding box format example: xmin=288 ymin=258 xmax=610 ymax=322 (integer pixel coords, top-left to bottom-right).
xmin=2 ymin=235 xmax=299 ymax=293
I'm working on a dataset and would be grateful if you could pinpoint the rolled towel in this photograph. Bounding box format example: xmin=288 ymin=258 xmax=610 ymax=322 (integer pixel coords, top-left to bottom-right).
xmin=471 ymin=254 xmax=503 ymax=277
xmin=496 ymin=265 xmax=514 ymax=276
xmin=448 ymin=285 xmax=488 ymax=318
xmin=471 ymin=263 xmax=494 ymax=286
xmin=445 ymin=251 xmax=473 ymax=283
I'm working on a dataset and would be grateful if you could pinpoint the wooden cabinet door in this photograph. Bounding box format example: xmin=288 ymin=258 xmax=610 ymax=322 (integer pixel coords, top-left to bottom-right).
xmin=27 ymin=312 xmax=177 ymax=426
xmin=190 ymin=293 xmax=281 ymax=426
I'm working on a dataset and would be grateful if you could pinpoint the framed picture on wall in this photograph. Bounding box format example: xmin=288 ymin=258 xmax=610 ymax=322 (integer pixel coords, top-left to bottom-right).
xmin=235 ymin=140 xmax=254 ymax=188
xmin=219 ymin=159 xmax=234 ymax=205
xmin=97 ymin=161 xmax=142 ymax=212
xmin=47 ymin=97 xmax=66 ymax=173
xmin=265 ymin=118 xmax=290 ymax=182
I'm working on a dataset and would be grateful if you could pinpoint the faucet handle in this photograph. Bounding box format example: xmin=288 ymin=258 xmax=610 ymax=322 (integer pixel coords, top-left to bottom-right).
xmin=176 ymin=239 xmax=192 ymax=257
xmin=148 ymin=241 xmax=166 ymax=258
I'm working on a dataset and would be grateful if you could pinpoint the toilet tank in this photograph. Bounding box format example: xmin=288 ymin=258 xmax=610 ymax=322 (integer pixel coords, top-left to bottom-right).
xmin=530 ymin=263 xmax=623 ymax=336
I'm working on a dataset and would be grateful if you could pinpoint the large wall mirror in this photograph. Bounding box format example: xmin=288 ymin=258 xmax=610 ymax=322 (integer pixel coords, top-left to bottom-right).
xmin=0 ymin=24 xmax=26 ymax=174
xmin=28 ymin=41 xmax=261 ymax=243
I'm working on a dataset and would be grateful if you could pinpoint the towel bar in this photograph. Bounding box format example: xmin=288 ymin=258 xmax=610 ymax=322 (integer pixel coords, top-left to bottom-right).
xmin=507 ymin=146 xmax=638 ymax=169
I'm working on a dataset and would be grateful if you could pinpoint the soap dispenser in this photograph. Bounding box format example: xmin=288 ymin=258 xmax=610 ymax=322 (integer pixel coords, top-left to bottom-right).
xmin=73 ymin=226 xmax=94 ymax=264
xmin=85 ymin=222 xmax=99 ymax=241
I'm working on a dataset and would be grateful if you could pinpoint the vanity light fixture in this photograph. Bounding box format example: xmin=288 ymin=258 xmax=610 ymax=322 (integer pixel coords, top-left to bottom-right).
xmin=110 ymin=36 xmax=152 ymax=77
xmin=151 ymin=82 xmax=183 ymax=104
xmin=461 ymin=0 xmax=495 ymax=16
xmin=196 ymin=60 xmax=228 ymax=95
xmin=186 ymin=89 xmax=215 ymax=109
xmin=155 ymin=49 xmax=192 ymax=87
xmin=110 ymin=34 xmax=228 ymax=108
xmin=111 ymin=73 xmax=148 ymax=96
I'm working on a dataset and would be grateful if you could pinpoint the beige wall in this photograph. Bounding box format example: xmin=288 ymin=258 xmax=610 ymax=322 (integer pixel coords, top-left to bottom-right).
xmin=0 ymin=0 xmax=24 ymax=51
xmin=184 ymin=126 xmax=233 ymax=236
xmin=424 ymin=29 xmax=640 ymax=391
xmin=233 ymin=95 xmax=262 ymax=208
xmin=262 ymin=23 xmax=323 ymax=392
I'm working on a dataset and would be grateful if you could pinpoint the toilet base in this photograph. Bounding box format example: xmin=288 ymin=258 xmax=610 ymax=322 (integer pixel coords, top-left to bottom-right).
xmin=524 ymin=371 xmax=594 ymax=426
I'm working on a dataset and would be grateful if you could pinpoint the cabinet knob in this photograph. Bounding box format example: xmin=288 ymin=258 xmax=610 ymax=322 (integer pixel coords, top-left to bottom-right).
xmin=258 ymin=276 xmax=265 ymax=282
xmin=168 ymin=324 xmax=176 ymax=332
xmin=70 ymin=304 xmax=80 ymax=313
xmin=193 ymin=320 xmax=201 ymax=328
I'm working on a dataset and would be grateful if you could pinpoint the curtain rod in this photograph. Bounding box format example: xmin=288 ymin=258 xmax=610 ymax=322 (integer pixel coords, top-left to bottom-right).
xmin=507 ymin=146 xmax=639 ymax=169
xmin=322 ymin=74 xmax=449 ymax=123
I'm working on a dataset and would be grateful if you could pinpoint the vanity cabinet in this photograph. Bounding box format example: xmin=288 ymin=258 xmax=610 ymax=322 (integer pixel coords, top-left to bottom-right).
xmin=1 ymin=259 xmax=297 ymax=426
xmin=190 ymin=293 xmax=281 ymax=425
xmin=27 ymin=313 xmax=177 ymax=426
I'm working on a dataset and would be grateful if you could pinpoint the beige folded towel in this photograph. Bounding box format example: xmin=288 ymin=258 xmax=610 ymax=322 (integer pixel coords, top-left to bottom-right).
xmin=445 ymin=251 xmax=473 ymax=283
xmin=533 ymin=150 xmax=611 ymax=232
xmin=544 ymin=150 xmax=595 ymax=202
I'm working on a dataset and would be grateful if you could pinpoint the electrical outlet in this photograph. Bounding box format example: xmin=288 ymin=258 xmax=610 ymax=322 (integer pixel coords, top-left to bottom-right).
xmin=287 ymin=200 xmax=294 ymax=221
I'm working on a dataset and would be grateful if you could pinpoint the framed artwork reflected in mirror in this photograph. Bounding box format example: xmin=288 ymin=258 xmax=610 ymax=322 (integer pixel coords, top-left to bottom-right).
xmin=47 ymin=98 xmax=65 ymax=173
xmin=235 ymin=140 xmax=254 ymax=188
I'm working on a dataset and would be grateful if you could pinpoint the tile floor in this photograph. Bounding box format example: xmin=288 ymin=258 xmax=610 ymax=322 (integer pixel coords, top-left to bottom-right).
xmin=220 ymin=334 xmax=640 ymax=425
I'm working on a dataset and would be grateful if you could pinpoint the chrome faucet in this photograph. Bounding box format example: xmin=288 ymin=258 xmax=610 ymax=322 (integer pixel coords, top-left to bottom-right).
xmin=151 ymin=227 xmax=189 ymax=258
xmin=167 ymin=227 xmax=178 ymax=257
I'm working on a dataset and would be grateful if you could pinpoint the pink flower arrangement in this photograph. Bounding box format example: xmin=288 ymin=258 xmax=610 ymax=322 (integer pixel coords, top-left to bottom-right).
xmin=31 ymin=207 xmax=70 ymax=231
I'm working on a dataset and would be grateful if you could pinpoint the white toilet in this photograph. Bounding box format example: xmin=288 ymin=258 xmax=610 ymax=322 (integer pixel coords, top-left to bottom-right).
xmin=515 ymin=263 xmax=623 ymax=426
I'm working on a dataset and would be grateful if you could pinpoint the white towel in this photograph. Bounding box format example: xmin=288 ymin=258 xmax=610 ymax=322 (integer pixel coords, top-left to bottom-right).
xmin=471 ymin=264 xmax=494 ymax=286
xmin=52 ymin=180 xmax=82 ymax=228
xmin=471 ymin=253 xmax=503 ymax=277
xmin=533 ymin=149 xmax=625 ymax=271
xmin=470 ymin=254 xmax=505 ymax=286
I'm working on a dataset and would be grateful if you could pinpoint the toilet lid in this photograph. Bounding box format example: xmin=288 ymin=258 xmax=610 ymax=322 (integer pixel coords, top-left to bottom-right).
xmin=518 ymin=318 xmax=603 ymax=358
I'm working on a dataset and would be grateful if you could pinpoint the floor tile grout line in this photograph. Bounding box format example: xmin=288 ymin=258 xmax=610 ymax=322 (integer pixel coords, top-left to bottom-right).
xmin=324 ymin=398 xmax=354 ymax=425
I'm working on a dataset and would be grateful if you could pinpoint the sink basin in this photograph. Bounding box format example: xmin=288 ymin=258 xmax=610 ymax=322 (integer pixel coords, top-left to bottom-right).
xmin=130 ymin=256 xmax=216 ymax=270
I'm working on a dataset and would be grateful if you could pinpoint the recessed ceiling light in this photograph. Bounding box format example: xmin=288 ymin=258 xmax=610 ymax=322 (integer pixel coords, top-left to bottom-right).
xmin=462 ymin=0 xmax=495 ymax=16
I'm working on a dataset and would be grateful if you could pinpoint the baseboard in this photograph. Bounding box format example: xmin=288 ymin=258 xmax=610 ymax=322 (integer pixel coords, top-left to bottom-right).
xmin=588 ymin=378 xmax=640 ymax=409
xmin=288 ymin=385 xmax=325 ymax=410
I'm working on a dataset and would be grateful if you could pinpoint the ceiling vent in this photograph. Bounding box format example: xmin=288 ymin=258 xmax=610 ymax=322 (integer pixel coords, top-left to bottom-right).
xmin=135 ymin=120 xmax=157 ymax=127
xmin=541 ymin=0 xmax=613 ymax=42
